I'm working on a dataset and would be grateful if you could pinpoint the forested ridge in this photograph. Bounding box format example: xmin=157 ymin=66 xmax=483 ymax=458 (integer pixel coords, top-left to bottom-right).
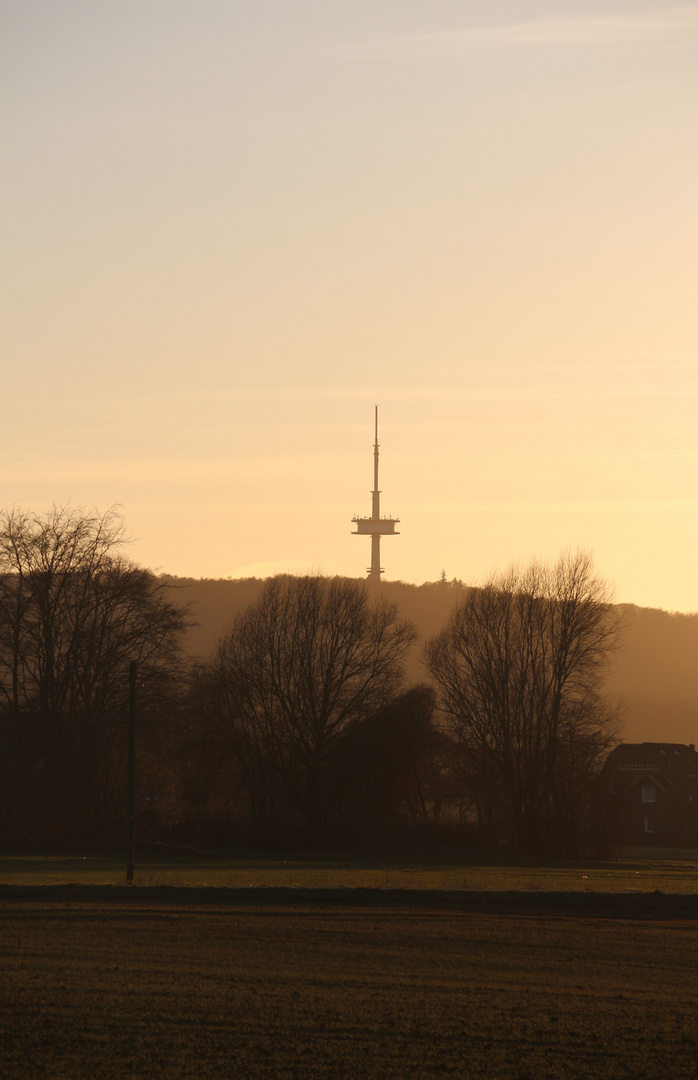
xmin=170 ymin=575 xmax=698 ymax=746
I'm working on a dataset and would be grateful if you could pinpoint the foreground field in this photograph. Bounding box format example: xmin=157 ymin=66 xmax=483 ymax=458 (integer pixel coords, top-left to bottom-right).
xmin=3 ymin=895 xmax=698 ymax=1079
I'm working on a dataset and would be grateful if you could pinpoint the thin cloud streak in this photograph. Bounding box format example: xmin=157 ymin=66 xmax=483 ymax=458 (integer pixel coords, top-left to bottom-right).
xmin=354 ymin=7 xmax=698 ymax=59
xmin=412 ymin=500 xmax=698 ymax=515
xmin=0 ymin=457 xmax=346 ymax=484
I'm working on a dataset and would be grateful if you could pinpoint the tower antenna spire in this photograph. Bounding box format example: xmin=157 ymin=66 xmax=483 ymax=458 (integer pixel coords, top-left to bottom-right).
xmin=352 ymin=406 xmax=400 ymax=579
xmin=373 ymin=404 xmax=379 ymax=519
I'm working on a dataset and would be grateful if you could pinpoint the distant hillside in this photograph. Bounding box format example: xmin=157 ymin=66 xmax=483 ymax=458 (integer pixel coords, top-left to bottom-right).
xmin=604 ymin=605 xmax=698 ymax=745
xmin=163 ymin=576 xmax=698 ymax=747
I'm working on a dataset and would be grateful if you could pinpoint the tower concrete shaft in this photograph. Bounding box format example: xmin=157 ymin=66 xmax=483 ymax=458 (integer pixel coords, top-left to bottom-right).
xmin=352 ymin=406 xmax=400 ymax=579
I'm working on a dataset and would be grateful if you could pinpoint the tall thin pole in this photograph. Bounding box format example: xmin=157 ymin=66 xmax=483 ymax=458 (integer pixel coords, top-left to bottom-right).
xmin=126 ymin=660 xmax=136 ymax=885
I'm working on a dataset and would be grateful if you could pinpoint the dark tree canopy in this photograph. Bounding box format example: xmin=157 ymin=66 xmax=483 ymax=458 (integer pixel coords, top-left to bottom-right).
xmin=328 ymin=683 xmax=448 ymax=841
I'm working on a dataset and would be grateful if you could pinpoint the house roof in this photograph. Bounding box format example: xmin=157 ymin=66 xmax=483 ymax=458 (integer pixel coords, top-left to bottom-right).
xmin=605 ymin=742 xmax=698 ymax=801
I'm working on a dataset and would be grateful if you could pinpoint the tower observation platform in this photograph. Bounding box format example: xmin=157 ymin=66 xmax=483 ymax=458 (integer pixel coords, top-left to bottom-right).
xmin=352 ymin=406 xmax=400 ymax=579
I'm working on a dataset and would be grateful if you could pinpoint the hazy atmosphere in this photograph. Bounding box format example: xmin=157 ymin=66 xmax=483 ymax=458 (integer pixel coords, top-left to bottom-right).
xmin=3 ymin=1 xmax=697 ymax=610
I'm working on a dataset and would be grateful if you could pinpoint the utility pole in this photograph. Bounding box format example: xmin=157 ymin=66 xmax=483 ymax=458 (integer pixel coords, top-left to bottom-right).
xmin=126 ymin=661 xmax=136 ymax=885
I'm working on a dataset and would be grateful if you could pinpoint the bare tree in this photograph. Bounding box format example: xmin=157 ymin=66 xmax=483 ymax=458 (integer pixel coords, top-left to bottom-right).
xmin=425 ymin=551 xmax=622 ymax=856
xmin=0 ymin=505 xmax=189 ymax=843
xmin=192 ymin=574 xmax=417 ymax=844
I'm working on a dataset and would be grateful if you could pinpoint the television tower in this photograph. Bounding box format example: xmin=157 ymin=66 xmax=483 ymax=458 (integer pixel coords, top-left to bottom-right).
xmin=352 ymin=406 xmax=399 ymax=579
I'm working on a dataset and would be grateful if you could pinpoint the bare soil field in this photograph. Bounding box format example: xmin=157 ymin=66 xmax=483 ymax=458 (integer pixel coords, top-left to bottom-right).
xmin=2 ymin=889 xmax=698 ymax=1079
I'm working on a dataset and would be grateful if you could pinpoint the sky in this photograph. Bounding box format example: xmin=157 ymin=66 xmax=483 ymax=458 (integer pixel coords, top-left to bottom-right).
xmin=2 ymin=1 xmax=697 ymax=611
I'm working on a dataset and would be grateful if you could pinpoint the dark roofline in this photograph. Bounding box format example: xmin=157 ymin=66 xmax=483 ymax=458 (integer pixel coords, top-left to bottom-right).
xmin=611 ymin=742 xmax=697 ymax=754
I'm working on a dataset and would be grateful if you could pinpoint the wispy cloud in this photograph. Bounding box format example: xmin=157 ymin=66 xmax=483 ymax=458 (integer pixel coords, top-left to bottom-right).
xmin=354 ymin=6 xmax=698 ymax=59
xmin=411 ymin=499 xmax=698 ymax=515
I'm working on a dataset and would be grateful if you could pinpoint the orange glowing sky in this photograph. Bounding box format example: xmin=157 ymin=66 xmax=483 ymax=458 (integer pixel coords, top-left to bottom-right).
xmin=3 ymin=2 xmax=697 ymax=610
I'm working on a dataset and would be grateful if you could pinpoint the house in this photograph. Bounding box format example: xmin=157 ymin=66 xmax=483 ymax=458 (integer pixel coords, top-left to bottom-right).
xmin=604 ymin=742 xmax=698 ymax=847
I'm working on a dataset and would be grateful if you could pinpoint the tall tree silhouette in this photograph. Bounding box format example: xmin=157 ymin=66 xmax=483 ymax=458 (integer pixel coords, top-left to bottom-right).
xmin=426 ymin=551 xmax=622 ymax=856
xmin=192 ymin=574 xmax=416 ymax=844
xmin=0 ymin=505 xmax=189 ymax=843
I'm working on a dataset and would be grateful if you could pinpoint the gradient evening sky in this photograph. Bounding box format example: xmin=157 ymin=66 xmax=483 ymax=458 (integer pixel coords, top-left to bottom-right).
xmin=2 ymin=1 xmax=697 ymax=610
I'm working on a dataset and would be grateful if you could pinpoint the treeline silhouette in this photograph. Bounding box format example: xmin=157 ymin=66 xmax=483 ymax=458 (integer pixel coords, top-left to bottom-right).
xmin=0 ymin=507 xmax=628 ymax=857
xmin=170 ymin=580 xmax=698 ymax=746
